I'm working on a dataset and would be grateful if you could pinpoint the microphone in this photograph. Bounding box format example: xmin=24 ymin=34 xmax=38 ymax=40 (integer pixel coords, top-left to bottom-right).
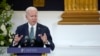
xmin=30 ymin=39 xmax=34 ymax=46
xmin=30 ymin=37 xmax=35 ymax=47
xmin=24 ymin=36 xmax=29 ymax=46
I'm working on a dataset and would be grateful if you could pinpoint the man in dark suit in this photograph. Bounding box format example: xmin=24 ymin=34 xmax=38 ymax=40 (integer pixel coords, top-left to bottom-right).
xmin=10 ymin=6 xmax=55 ymax=51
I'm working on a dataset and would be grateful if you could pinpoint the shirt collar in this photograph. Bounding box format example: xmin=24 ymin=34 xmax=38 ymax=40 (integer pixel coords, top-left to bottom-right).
xmin=28 ymin=23 xmax=37 ymax=28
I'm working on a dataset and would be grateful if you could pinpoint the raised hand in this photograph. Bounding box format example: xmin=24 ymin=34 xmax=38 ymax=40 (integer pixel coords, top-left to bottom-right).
xmin=14 ymin=34 xmax=23 ymax=43
xmin=39 ymin=33 xmax=48 ymax=44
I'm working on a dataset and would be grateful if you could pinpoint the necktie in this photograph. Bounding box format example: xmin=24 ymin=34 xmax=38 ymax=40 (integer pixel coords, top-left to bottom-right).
xmin=29 ymin=27 xmax=34 ymax=39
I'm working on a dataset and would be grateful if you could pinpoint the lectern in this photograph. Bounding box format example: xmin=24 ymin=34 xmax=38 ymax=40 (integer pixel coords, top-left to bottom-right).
xmin=7 ymin=47 xmax=50 ymax=56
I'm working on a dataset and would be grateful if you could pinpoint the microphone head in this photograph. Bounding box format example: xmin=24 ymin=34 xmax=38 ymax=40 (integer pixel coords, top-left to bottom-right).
xmin=24 ymin=36 xmax=29 ymax=43
xmin=30 ymin=39 xmax=34 ymax=43
xmin=25 ymin=36 xmax=28 ymax=40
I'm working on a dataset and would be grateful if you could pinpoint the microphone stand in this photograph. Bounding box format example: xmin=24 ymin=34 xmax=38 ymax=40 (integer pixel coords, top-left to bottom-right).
xmin=24 ymin=36 xmax=29 ymax=46
xmin=30 ymin=39 xmax=35 ymax=47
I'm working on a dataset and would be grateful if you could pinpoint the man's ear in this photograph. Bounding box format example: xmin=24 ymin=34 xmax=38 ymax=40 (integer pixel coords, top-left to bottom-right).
xmin=26 ymin=15 xmax=28 ymax=20
xmin=26 ymin=15 xmax=27 ymax=18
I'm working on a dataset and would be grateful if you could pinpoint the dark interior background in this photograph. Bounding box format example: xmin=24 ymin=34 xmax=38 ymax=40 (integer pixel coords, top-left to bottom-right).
xmin=2 ymin=0 xmax=100 ymax=11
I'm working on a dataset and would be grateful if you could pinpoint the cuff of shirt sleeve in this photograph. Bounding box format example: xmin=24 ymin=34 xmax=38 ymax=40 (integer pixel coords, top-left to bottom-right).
xmin=12 ymin=41 xmax=18 ymax=46
xmin=44 ymin=40 xmax=50 ymax=45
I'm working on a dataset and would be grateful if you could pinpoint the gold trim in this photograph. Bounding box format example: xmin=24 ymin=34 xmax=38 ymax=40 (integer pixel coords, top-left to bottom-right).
xmin=11 ymin=54 xmax=17 ymax=56
xmin=42 ymin=53 xmax=47 ymax=56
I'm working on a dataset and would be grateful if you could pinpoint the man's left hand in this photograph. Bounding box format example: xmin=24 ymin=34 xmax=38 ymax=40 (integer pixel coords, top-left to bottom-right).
xmin=39 ymin=33 xmax=48 ymax=44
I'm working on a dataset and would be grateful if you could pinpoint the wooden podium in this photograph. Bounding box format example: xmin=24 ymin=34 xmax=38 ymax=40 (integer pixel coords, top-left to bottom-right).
xmin=58 ymin=0 xmax=100 ymax=25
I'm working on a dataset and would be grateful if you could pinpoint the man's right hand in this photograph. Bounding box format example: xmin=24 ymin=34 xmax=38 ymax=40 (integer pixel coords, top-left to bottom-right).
xmin=14 ymin=34 xmax=23 ymax=43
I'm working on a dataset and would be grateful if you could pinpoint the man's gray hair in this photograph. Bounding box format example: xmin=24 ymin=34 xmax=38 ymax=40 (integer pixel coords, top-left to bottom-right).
xmin=25 ymin=6 xmax=38 ymax=13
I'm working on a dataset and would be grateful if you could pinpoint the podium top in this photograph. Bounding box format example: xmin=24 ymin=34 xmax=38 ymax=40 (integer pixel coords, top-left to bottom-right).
xmin=7 ymin=47 xmax=50 ymax=53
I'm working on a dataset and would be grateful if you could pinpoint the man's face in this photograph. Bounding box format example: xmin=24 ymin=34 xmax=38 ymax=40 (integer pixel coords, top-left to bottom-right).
xmin=26 ymin=10 xmax=38 ymax=25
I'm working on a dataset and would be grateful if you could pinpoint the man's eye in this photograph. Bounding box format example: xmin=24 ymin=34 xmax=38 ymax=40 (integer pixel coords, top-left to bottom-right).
xmin=31 ymin=15 xmax=37 ymax=17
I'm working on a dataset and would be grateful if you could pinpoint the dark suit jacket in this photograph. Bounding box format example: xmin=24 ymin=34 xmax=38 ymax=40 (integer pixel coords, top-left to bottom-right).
xmin=10 ymin=23 xmax=55 ymax=50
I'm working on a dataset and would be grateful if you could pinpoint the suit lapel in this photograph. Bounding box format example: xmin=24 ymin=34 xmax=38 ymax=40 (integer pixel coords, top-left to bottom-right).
xmin=24 ymin=23 xmax=29 ymax=36
xmin=35 ymin=23 xmax=42 ymax=40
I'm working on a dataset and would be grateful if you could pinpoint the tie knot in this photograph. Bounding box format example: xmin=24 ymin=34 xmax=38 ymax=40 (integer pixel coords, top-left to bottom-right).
xmin=31 ymin=27 xmax=33 ymax=29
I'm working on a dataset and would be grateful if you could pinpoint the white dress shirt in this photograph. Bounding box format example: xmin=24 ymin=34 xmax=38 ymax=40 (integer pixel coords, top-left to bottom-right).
xmin=28 ymin=23 xmax=37 ymax=38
